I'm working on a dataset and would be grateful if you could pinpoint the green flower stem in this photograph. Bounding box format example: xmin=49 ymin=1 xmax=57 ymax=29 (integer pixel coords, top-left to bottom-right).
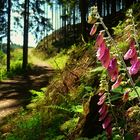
xmin=106 ymin=92 xmax=124 ymax=139
xmin=132 ymin=15 xmax=140 ymax=56
xmin=106 ymin=78 xmax=123 ymax=138
xmin=97 ymin=13 xmax=140 ymax=103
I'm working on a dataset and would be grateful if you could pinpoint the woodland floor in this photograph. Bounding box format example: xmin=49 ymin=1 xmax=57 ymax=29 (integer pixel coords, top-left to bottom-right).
xmin=0 ymin=53 xmax=55 ymax=125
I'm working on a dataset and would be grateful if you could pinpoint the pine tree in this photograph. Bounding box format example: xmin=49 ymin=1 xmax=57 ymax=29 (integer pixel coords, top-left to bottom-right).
xmin=22 ymin=0 xmax=29 ymax=71
xmin=7 ymin=0 xmax=11 ymax=72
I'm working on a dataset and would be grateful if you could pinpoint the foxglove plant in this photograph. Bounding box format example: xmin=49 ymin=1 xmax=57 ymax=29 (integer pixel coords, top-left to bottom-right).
xmin=89 ymin=5 xmax=140 ymax=138
xmin=89 ymin=6 xmax=140 ymax=102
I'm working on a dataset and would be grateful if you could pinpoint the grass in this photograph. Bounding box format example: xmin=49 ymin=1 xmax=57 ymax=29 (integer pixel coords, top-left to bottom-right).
xmin=4 ymin=112 xmax=42 ymax=140
xmin=46 ymin=53 xmax=69 ymax=69
xmin=29 ymin=48 xmax=69 ymax=70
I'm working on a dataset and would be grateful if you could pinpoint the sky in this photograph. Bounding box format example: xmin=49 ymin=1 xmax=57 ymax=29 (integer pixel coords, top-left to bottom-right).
xmin=10 ymin=3 xmax=57 ymax=47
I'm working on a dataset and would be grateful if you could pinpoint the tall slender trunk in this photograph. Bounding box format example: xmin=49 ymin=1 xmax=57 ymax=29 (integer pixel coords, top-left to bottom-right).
xmin=60 ymin=5 xmax=63 ymax=38
xmin=55 ymin=4 xmax=57 ymax=41
xmin=22 ymin=0 xmax=29 ymax=71
xmin=7 ymin=0 xmax=11 ymax=72
xmin=97 ymin=0 xmax=102 ymax=16
xmin=106 ymin=0 xmax=110 ymax=15
xmin=62 ymin=5 xmax=67 ymax=47
xmin=44 ymin=2 xmax=46 ymax=49
xmin=73 ymin=2 xmax=76 ymax=43
xmin=111 ymin=0 xmax=116 ymax=15
xmin=46 ymin=4 xmax=48 ymax=47
xmin=125 ymin=0 xmax=134 ymax=9
xmin=79 ymin=0 xmax=88 ymax=43
xmin=122 ymin=0 xmax=125 ymax=8
xmin=104 ymin=0 xmax=106 ymax=16
xmin=51 ymin=3 xmax=53 ymax=43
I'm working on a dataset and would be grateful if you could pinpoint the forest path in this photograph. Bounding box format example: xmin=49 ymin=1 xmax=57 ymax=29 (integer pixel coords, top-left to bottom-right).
xmin=0 ymin=49 xmax=55 ymax=124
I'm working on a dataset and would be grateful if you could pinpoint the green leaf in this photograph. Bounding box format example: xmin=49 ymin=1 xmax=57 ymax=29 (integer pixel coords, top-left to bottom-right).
xmin=129 ymin=86 xmax=140 ymax=100
xmin=124 ymin=133 xmax=134 ymax=140
xmin=71 ymin=105 xmax=83 ymax=113
xmin=90 ymin=66 xmax=104 ymax=73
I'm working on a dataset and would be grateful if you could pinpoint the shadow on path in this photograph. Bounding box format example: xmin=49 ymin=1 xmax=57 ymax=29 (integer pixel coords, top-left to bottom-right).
xmin=0 ymin=65 xmax=55 ymax=124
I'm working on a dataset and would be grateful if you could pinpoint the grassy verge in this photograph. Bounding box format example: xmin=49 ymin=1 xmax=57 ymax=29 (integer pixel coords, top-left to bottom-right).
xmin=46 ymin=53 xmax=69 ymax=69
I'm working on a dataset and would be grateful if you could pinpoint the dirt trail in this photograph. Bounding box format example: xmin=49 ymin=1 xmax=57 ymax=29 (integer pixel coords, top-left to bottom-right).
xmin=0 ymin=50 xmax=55 ymax=124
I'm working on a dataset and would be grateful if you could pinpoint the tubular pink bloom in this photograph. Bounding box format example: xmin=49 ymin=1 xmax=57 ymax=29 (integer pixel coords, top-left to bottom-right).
xmin=100 ymin=47 xmax=110 ymax=69
xmin=99 ymin=108 xmax=108 ymax=121
xmin=97 ymin=94 xmax=106 ymax=105
xmin=111 ymin=75 xmax=122 ymax=90
xmin=102 ymin=116 xmax=111 ymax=129
xmin=98 ymin=92 xmax=104 ymax=96
xmin=96 ymin=41 xmax=106 ymax=60
xmin=124 ymin=46 xmax=136 ymax=60
xmin=129 ymin=59 xmax=140 ymax=75
xmin=98 ymin=103 xmax=108 ymax=115
xmin=90 ymin=24 xmax=97 ymax=36
xmin=96 ymin=31 xmax=104 ymax=46
xmin=124 ymin=39 xmax=136 ymax=60
xmin=106 ymin=125 xmax=112 ymax=136
xmin=107 ymin=58 xmax=118 ymax=82
xmin=130 ymin=53 xmax=138 ymax=65
xmin=135 ymin=134 xmax=140 ymax=140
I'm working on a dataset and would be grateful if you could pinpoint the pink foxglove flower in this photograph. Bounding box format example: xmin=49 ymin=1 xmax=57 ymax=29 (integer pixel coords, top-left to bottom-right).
xmin=97 ymin=94 xmax=106 ymax=105
xmin=102 ymin=116 xmax=111 ymax=129
xmin=99 ymin=107 xmax=108 ymax=121
xmin=135 ymin=134 xmax=140 ymax=140
xmin=90 ymin=24 xmax=97 ymax=36
xmin=96 ymin=41 xmax=106 ymax=60
xmin=98 ymin=103 xmax=108 ymax=115
xmin=98 ymin=92 xmax=104 ymax=96
xmin=107 ymin=58 xmax=118 ymax=82
xmin=129 ymin=59 xmax=140 ymax=75
xmin=96 ymin=31 xmax=104 ymax=46
xmin=124 ymin=39 xmax=136 ymax=60
xmin=112 ymin=75 xmax=122 ymax=90
xmin=130 ymin=53 xmax=138 ymax=65
xmin=106 ymin=125 xmax=112 ymax=137
xmin=100 ymin=47 xmax=110 ymax=69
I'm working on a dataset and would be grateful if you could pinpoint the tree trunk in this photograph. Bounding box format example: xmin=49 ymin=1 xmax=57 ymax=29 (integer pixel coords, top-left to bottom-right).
xmin=52 ymin=3 xmax=54 ymax=43
xmin=22 ymin=0 xmax=29 ymax=71
xmin=79 ymin=0 xmax=88 ymax=43
xmin=62 ymin=5 xmax=67 ymax=47
xmin=73 ymin=2 xmax=76 ymax=43
xmin=104 ymin=0 xmax=106 ymax=16
xmin=55 ymin=4 xmax=57 ymax=41
xmin=7 ymin=0 xmax=11 ymax=72
xmin=111 ymin=0 xmax=116 ymax=15
xmin=122 ymin=0 xmax=125 ymax=8
xmin=125 ymin=0 xmax=134 ymax=9
xmin=106 ymin=0 xmax=110 ymax=15
xmin=97 ymin=0 xmax=102 ymax=16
